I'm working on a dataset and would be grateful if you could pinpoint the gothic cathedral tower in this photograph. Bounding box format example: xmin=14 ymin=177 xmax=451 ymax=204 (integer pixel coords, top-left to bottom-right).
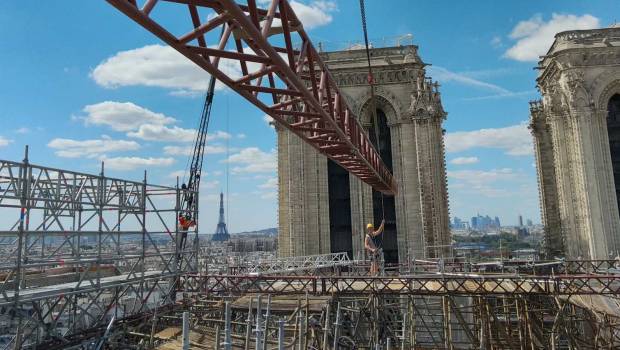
xmin=531 ymin=27 xmax=620 ymax=259
xmin=276 ymin=45 xmax=451 ymax=262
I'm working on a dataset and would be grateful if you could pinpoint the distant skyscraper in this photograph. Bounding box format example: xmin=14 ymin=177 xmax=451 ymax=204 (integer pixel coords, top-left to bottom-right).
xmin=526 ymin=219 xmax=533 ymax=227
xmin=518 ymin=215 xmax=523 ymax=227
xmin=212 ymin=192 xmax=230 ymax=241
xmin=494 ymin=216 xmax=501 ymax=228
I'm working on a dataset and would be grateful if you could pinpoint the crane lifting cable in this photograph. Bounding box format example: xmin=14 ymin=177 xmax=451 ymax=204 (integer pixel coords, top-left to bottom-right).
xmin=359 ymin=0 xmax=386 ymax=253
xmin=358 ymin=0 xmax=385 ymax=223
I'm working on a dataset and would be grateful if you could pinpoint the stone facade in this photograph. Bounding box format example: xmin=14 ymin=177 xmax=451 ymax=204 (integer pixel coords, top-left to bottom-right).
xmin=531 ymin=27 xmax=620 ymax=259
xmin=277 ymin=45 xmax=451 ymax=260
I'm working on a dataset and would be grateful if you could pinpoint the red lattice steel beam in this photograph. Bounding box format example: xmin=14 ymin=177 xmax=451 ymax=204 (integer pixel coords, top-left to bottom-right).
xmin=105 ymin=0 xmax=397 ymax=195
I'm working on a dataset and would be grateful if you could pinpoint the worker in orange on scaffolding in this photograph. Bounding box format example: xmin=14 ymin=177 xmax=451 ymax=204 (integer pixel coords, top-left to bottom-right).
xmin=179 ymin=214 xmax=196 ymax=232
xmin=177 ymin=213 xmax=196 ymax=252
xmin=364 ymin=219 xmax=385 ymax=276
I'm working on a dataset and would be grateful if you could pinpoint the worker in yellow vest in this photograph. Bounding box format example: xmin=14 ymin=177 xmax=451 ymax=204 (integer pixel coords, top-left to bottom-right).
xmin=364 ymin=219 xmax=385 ymax=275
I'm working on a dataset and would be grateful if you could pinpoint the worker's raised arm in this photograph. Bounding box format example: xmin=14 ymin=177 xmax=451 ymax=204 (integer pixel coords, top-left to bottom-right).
xmin=373 ymin=219 xmax=385 ymax=236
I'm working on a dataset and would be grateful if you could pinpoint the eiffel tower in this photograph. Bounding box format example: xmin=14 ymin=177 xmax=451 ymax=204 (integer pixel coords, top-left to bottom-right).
xmin=212 ymin=192 xmax=230 ymax=241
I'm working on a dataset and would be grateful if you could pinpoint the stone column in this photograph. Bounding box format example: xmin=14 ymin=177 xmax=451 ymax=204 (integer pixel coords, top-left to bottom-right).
xmin=429 ymin=119 xmax=451 ymax=255
xmin=547 ymin=113 xmax=582 ymax=258
xmin=593 ymin=109 xmax=620 ymax=256
xmin=276 ymin=127 xmax=331 ymax=257
xmin=276 ymin=125 xmax=291 ymax=257
xmin=396 ymin=121 xmax=425 ymax=260
xmin=349 ymin=177 xmax=373 ymax=259
xmin=568 ymin=106 xmax=620 ymax=258
xmin=529 ymin=105 xmax=563 ymax=257
xmin=413 ymin=115 xmax=450 ymax=258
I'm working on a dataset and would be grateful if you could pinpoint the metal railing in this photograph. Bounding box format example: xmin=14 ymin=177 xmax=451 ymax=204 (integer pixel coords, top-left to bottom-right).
xmin=230 ymin=252 xmax=352 ymax=276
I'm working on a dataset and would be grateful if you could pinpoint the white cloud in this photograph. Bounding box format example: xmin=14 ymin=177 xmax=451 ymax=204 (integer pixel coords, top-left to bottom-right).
xmin=47 ymin=138 xmax=140 ymax=158
xmin=259 ymin=177 xmax=278 ymax=189
xmin=461 ymin=90 xmax=536 ymax=101
xmin=427 ymin=66 xmax=509 ymax=94
xmin=15 ymin=127 xmax=30 ymax=134
xmin=168 ymin=170 xmax=187 ymax=179
xmin=257 ymin=0 xmax=337 ymax=30
xmin=209 ymin=131 xmax=232 ymax=140
xmin=237 ymin=133 xmax=246 ymax=139
xmin=445 ymin=122 xmax=533 ymax=156
xmin=81 ymin=101 xmax=175 ymax=132
xmin=91 ymin=44 xmax=249 ymax=95
xmin=101 ymin=156 xmax=175 ymax=171
xmin=92 ymin=45 xmax=210 ymax=93
xmin=260 ymin=191 xmax=277 ymax=199
xmin=224 ymin=147 xmax=276 ymax=174
xmin=504 ymin=14 xmax=600 ymax=61
xmin=128 ymin=124 xmax=196 ymax=142
xmin=450 ymin=157 xmax=479 ymax=165
xmin=163 ymin=144 xmax=227 ymax=156
xmin=201 ymin=180 xmax=220 ymax=189
xmin=448 ymin=168 xmax=517 ymax=198
xmin=289 ymin=1 xmax=337 ymax=30
xmin=448 ymin=168 xmax=515 ymax=183
xmin=490 ymin=36 xmax=502 ymax=48
xmin=263 ymin=114 xmax=275 ymax=127
xmin=0 ymin=136 xmax=12 ymax=147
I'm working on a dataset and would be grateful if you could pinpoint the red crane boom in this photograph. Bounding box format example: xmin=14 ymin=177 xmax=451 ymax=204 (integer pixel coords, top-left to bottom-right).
xmin=106 ymin=0 xmax=397 ymax=195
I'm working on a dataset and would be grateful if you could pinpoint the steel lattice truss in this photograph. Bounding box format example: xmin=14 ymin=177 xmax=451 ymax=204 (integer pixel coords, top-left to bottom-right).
xmin=105 ymin=0 xmax=397 ymax=195
xmin=0 ymin=157 xmax=198 ymax=349
xmin=181 ymin=273 xmax=620 ymax=296
xmin=229 ymin=252 xmax=352 ymax=275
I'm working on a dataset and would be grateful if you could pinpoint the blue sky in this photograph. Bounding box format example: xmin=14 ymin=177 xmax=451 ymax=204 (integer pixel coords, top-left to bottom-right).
xmin=0 ymin=1 xmax=617 ymax=231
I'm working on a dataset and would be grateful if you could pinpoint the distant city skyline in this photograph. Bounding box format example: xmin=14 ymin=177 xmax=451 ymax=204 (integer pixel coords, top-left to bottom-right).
xmin=452 ymin=213 xmax=538 ymax=228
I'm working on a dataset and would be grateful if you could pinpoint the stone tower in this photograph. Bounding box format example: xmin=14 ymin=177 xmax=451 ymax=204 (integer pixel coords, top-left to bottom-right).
xmin=531 ymin=27 xmax=620 ymax=259
xmin=277 ymin=45 xmax=451 ymax=261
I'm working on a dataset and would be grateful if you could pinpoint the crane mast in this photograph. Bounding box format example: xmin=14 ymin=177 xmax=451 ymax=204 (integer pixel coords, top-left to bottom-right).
xmin=182 ymin=74 xmax=216 ymax=220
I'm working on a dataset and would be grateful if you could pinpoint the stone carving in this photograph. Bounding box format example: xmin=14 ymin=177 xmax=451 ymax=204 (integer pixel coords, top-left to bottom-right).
xmin=409 ymin=79 xmax=445 ymax=120
xmin=355 ymin=85 xmax=404 ymax=123
xmin=560 ymin=70 xmax=591 ymax=111
xmin=333 ymin=68 xmax=419 ymax=87
xmin=541 ymin=83 xmax=568 ymax=115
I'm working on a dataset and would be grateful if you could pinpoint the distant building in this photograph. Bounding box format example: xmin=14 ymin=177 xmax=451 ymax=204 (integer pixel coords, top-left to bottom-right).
xmin=470 ymin=214 xmax=501 ymax=231
xmin=452 ymin=216 xmax=467 ymax=229
xmin=518 ymin=215 xmax=523 ymax=227
xmin=526 ymin=219 xmax=533 ymax=227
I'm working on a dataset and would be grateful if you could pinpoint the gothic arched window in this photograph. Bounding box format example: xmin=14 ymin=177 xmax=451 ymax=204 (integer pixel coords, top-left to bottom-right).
xmin=606 ymin=94 xmax=620 ymax=215
xmin=368 ymin=109 xmax=398 ymax=264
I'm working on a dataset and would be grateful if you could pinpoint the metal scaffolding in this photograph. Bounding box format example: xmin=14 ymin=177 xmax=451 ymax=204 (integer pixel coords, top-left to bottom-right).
xmin=0 ymin=150 xmax=198 ymax=349
xmin=146 ymin=261 xmax=620 ymax=350
xmin=228 ymin=252 xmax=352 ymax=276
xmin=2 ymin=153 xmax=620 ymax=349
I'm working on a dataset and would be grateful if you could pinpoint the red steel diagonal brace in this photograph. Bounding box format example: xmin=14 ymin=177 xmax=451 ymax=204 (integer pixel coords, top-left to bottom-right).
xmin=105 ymin=0 xmax=397 ymax=195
